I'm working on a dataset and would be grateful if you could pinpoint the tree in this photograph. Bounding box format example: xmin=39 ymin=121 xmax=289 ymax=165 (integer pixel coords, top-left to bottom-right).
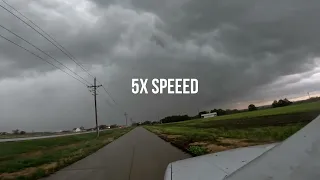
xmin=80 ymin=126 xmax=85 ymax=130
xmin=216 ymin=109 xmax=226 ymax=116
xmin=20 ymin=131 xmax=26 ymax=135
xmin=210 ymin=108 xmax=239 ymax=116
xmin=231 ymin=109 xmax=239 ymax=114
xmin=225 ymin=109 xmax=232 ymax=115
xmin=160 ymin=115 xmax=191 ymax=123
xmin=132 ymin=123 xmax=139 ymax=126
xmin=99 ymin=125 xmax=107 ymax=130
xmin=248 ymin=104 xmax=257 ymax=111
xmin=12 ymin=129 xmax=20 ymax=134
xmin=283 ymin=98 xmax=292 ymax=105
xmin=198 ymin=111 xmax=208 ymax=117
xmin=272 ymin=100 xmax=278 ymax=108
xmin=272 ymin=98 xmax=292 ymax=108
xmin=210 ymin=109 xmax=217 ymax=113
xmin=110 ymin=124 xmax=118 ymax=129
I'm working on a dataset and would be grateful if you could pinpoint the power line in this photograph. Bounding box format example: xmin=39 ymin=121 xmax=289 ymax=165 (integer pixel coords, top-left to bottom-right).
xmin=0 ymin=2 xmax=94 ymax=79
xmin=0 ymin=1 xmax=125 ymax=110
xmin=95 ymin=79 xmax=125 ymax=111
xmin=2 ymin=0 xmax=95 ymax=79
xmin=98 ymin=87 xmax=129 ymax=123
xmin=0 ymin=33 xmax=89 ymax=86
xmin=0 ymin=1 xmax=131 ymax=128
xmin=1 ymin=0 xmax=131 ymax=119
xmin=101 ymin=85 xmax=118 ymax=105
xmin=101 ymin=84 xmax=126 ymax=113
xmin=101 ymin=95 xmax=123 ymax=114
xmin=0 ymin=23 xmax=93 ymax=85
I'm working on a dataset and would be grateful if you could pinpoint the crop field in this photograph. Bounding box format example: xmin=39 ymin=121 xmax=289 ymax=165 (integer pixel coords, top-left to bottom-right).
xmin=146 ymin=101 xmax=320 ymax=156
xmin=0 ymin=128 xmax=132 ymax=180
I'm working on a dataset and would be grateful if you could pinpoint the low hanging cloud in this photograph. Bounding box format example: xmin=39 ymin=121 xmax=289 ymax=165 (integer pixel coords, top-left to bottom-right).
xmin=0 ymin=0 xmax=320 ymax=131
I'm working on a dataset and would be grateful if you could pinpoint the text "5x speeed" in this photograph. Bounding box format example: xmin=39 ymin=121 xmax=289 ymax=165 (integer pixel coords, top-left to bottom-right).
xmin=132 ymin=78 xmax=198 ymax=94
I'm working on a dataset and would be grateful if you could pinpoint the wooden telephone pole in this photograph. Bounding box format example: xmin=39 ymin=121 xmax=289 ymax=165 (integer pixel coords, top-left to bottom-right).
xmin=88 ymin=77 xmax=102 ymax=138
xmin=124 ymin=112 xmax=128 ymax=126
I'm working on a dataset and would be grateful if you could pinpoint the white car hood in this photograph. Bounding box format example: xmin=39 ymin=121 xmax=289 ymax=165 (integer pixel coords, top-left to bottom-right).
xmin=165 ymin=143 xmax=278 ymax=180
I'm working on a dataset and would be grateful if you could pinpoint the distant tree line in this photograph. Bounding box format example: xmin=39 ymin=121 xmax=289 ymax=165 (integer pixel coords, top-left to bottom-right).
xmin=131 ymin=122 xmax=141 ymax=126
xmin=160 ymin=115 xmax=191 ymax=123
xmin=139 ymin=108 xmax=248 ymax=125
xmin=199 ymin=108 xmax=247 ymax=117
xmin=272 ymin=98 xmax=292 ymax=108
xmin=155 ymin=109 xmax=247 ymax=124
xmin=12 ymin=129 xmax=26 ymax=135
xmin=140 ymin=121 xmax=162 ymax=125
xmin=138 ymin=96 xmax=316 ymax=125
xmin=109 ymin=124 xmax=118 ymax=128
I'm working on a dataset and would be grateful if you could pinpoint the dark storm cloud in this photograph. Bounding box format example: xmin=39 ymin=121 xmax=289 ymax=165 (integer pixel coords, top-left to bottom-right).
xmin=1 ymin=0 xmax=320 ymax=131
xmin=90 ymin=0 xmax=320 ymax=117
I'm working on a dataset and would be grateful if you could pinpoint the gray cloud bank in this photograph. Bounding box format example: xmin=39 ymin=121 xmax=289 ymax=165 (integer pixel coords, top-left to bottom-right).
xmin=0 ymin=0 xmax=320 ymax=131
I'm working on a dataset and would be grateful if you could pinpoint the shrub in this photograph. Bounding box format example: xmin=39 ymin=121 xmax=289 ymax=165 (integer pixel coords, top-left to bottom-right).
xmin=248 ymin=104 xmax=257 ymax=111
xmin=188 ymin=146 xmax=207 ymax=156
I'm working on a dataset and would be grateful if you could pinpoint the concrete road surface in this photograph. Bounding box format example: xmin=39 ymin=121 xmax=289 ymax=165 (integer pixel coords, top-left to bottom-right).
xmin=43 ymin=127 xmax=191 ymax=180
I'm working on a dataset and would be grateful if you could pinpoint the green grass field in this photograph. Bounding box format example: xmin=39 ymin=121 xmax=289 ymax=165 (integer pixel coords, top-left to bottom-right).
xmin=146 ymin=101 xmax=320 ymax=156
xmin=170 ymin=101 xmax=320 ymax=126
xmin=0 ymin=128 xmax=133 ymax=180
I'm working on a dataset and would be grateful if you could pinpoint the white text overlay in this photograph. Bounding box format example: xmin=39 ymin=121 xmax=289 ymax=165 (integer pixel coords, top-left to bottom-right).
xmin=132 ymin=78 xmax=198 ymax=94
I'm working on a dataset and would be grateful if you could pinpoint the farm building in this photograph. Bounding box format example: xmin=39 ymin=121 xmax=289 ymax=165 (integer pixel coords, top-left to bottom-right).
xmin=201 ymin=112 xmax=217 ymax=118
xmin=73 ymin=128 xmax=82 ymax=132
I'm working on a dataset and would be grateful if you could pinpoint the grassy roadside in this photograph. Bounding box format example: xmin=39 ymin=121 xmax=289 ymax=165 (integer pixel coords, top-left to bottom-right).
xmin=0 ymin=128 xmax=133 ymax=180
xmin=146 ymin=123 xmax=306 ymax=156
xmin=146 ymin=101 xmax=320 ymax=157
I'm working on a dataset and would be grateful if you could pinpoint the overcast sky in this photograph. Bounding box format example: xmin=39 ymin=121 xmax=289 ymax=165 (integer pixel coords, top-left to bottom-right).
xmin=0 ymin=0 xmax=320 ymax=132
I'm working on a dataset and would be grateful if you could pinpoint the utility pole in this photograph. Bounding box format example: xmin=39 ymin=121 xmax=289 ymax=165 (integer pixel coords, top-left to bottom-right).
xmin=124 ymin=112 xmax=128 ymax=126
xmin=88 ymin=77 xmax=102 ymax=138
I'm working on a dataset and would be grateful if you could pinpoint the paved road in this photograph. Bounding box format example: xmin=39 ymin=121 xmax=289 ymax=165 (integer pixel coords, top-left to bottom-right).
xmin=43 ymin=127 xmax=191 ymax=180
xmin=0 ymin=130 xmax=107 ymax=143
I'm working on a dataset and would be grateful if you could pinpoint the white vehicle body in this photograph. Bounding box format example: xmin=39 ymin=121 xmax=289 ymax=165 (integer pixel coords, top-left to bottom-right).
xmin=165 ymin=115 xmax=320 ymax=180
xmin=201 ymin=112 xmax=217 ymax=118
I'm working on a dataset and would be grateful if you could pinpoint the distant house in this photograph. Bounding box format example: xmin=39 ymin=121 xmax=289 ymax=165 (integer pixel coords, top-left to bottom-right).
xmin=201 ymin=112 xmax=217 ymax=118
xmin=74 ymin=128 xmax=81 ymax=132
